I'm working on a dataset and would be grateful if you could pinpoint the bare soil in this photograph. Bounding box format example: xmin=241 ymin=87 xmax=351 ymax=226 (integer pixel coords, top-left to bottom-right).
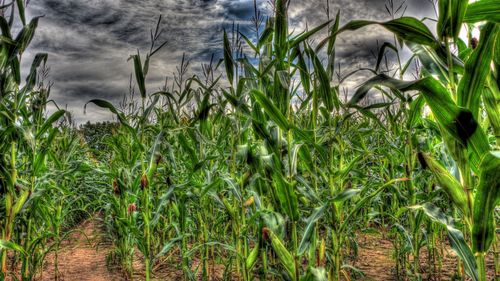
xmin=26 ymin=218 xmax=498 ymax=281
xmin=354 ymin=233 xmax=498 ymax=281
xmin=37 ymin=218 xmax=124 ymax=281
xmin=36 ymin=217 xmax=225 ymax=281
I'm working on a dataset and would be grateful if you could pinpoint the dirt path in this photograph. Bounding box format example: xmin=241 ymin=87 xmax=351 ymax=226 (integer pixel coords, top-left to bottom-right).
xmin=354 ymin=233 xmax=498 ymax=281
xmin=32 ymin=219 xmax=497 ymax=281
xmin=35 ymin=218 xmax=206 ymax=281
xmin=37 ymin=218 xmax=123 ymax=281
xmin=355 ymin=234 xmax=398 ymax=280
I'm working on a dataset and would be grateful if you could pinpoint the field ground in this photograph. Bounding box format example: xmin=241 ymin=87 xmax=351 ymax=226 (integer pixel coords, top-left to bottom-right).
xmin=31 ymin=217 xmax=497 ymax=281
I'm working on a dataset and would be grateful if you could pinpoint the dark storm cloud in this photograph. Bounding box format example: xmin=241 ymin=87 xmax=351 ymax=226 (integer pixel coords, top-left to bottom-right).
xmin=23 ymin=0 xmax=436 ymax=123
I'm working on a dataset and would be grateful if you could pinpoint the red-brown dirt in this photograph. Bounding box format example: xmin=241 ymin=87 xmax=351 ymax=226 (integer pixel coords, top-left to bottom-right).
xmin=37 ymin=218 xmax=124 ymax=281
xmin=18 ymin=218 xmax=498 ymax=281
xmin=35 ymin=217 xmax=225 ymax=281
xmin=354 ymin=233 xmax=498 ymax=281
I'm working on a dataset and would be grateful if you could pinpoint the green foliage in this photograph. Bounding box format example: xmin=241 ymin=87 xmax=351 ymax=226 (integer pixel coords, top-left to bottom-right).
xmin=79 ymin=121 xmax=119 ymax=160
xmin=1 ymin=1 xmax=499 ymax=281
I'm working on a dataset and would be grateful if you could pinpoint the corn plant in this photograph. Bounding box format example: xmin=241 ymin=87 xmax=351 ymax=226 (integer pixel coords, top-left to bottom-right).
xmin=337 ymin=0 xmax=500 ymax=279
xmin=86 ymin=16 xmax=169 ymax=280
xmin=0 ymin=1 xmax=498 ymax=281
xmin=0 ymin=2 xmax=102 ymax=281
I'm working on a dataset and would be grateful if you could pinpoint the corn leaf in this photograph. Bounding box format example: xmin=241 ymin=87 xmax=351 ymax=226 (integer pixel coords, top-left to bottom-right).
xmin=36 ymin=110 xmax=66 ymax=138
xmin=301 ymin=267 xmax=328 ymax=281
xmin=457 ymin=22 xmax=500 ymax=119
xmin=274 ymin=0 xmax=288 ymax=60
xmin=340 ymin=178 xmax=407 ymax=233
xmin=15 ymin=17 xmax=40 ymax=54
xmin=310 ymin=48 xmax=339 ymax=112
xmin=417 ymin=153 xmax=470 ymax=217
xmin=464 ymin=0 xmax=500 ymax=23
xmin=298 ymin=189 xmax=360 ymax=255
xmin=483 ymin=81 xmax=500 ymax=144
xmin=290 ymin=20 xmax=331 ymax=49
xmin=251 ymin=89 xmax=290 ymax=130
xmin=25 ymin=53 xmax=48 ymax=91
xmin=130 ymin=52 xmax=146 ymax=99
xmin=437 ymin=0 xmax=468 ymax=40
xmin=375 ymin=42 xmax=398 ymax=73
xmin=413 ymin=203 xmax=478 ymax=281
xmin=349 ymin=74 xmax=490 ymax=171
xmin=223 ymin=30 xmax=234 ymax=85
xmin=264 ymin=227 xmax=296 ymax=278
xmin=337 ymin=17 xmax=438 ymax=47
xmin=257 ymin=25 xmax=274 ymax=51
xmin=272 ymin=172 xmax=299 ymax=221
xmin=298 ymin=205 xmax=327 ymax=255
xmin=472 ymin=153 xmax=500 ymax=254
xmin=246 ymin=245 xmax=259 ymax=270
xmin=84 ymin=99 xmax=134 ymax=133
xmin=0 ymin=240 xmax=27 ymax=256
xmin=16 ymin=0 xmax=26 ymax=26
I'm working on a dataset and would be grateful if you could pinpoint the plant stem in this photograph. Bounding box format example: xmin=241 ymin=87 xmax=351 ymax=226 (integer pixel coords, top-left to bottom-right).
xmin=477 ymin=253 xmax=486 ymax=281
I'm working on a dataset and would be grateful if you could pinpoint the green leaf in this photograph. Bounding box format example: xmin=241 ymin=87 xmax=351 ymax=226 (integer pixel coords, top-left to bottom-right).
xmin=337 ymin=17 xmax=438 ymax=47
xmin=15 ymin=17 xmax=41 ymax=54
xmin=277 ymin=70 xmax=290 ymax=89
xmin=407 ymin=95 xmax=425 ymax=128
xmin=290 ymin=20 xmax=331 ymax=49
xmin=464 ymin=0 xmax=500 ymax=23
xmin=483 ymin=81 xmax=500 ymax=143
xmin=417 ymin=153 xmax=470 ymax=217
xmin=326 ymin=11 xmax=341 ymax=78
xmin=348 ymin=74 xmax=412 ymax=105
xmin=300 ymin=267 xmax=328 ymax=281
xmin=298 ymin=205 xmax=327 ymax=255
xmin=375 ymin=42 xmax=398 ymax=72
xmin=261 ymin=211 xmax=286 ymax=238
xmin=264 ymin=227 xmax=296 ymax=278
xmin=472 ymin=153 xmax=500 ymax=254
xmin=0 ymin=240 xmax=27 ymax=256
xmin=413 ymin=203 xmax=478 ymax=281
xmin=331 ymin=188 xmax=361 ymax=202
xmin=155 ymin=236 xmax=183 ymax=259
xmin=437 ymin=0 xmax=469 ymax=40
xmin=349 ymin=75 xmax=490 ymax=171
xmin=296 ymin=47 xmax=311 ymax=97
xmin=349 ymin=105 xmax=388 ymax=131
xmin=239 ymin=32 xmax=258 ymax=54
xmin=496 ymin=31 xmax=500 ymax=66
xmin=251 ymin=89 xmax=290 ymax=130
xmin=274 ymin=0 xmax=289 ymax=60
xmin=246 ymin=245 xmax=260 ymax=270
xmin=140 ymin=95 xmax=160 ymax=124
xmin=309 ymin=49 xmax=339 ymax=112
xmin=327 ymin=10 xmax=341 ymax=55
xmin=146 ymin=131 xmax=164 ymax=180
xmin=407 ymin=42 xmax=459 ymax=83
xmin=340 ymin=178 xmax=407 ymax=233
xmin=130 ymin=52 xmax=146 ymax=99
xmin=223 ymin=30 xmax=234 ymax=85
xmin=11 ymin=56 xmax=20 ymax=85
xmin=25 ymin=53 xmax=48 ymax=91
xmin=84 ymin=99 xmax=134 ymax=132
xmin=257 ymin=25 xmax=274 ymax=51
xmin=16 ymin=0 xmax=26 ymax=26
xmin=457 ymin=22 xmax=500 ymax=119
xmin=272 ymin=172 xmax=299 ymax=221
xmin=297 ymin=189 xmax=359 ymax=255
xmin=36 ymin=110 xmax=66 ymax=138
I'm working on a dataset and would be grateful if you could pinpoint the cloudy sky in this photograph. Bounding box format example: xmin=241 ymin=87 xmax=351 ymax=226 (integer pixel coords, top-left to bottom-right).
xmin=23 ymin=0 xmax=436 ymax=123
